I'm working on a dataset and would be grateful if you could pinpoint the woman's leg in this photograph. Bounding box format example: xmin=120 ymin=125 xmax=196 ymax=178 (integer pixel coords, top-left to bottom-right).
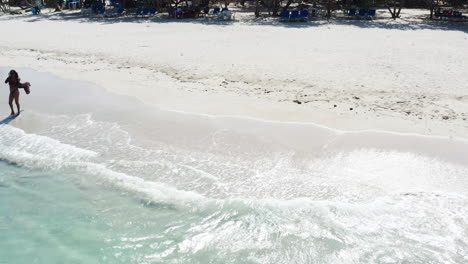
xmin=8 ymin=93 xmax=15 ymax=115
xmin=14 ymin=90 xmax=20 ymax=115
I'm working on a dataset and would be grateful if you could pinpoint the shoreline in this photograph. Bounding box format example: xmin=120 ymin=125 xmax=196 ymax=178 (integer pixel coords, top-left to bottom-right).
xmin=2 ymin=48 xmax=467 ymax=140
xmin=2 ymin=67 xmax=468 ymax=168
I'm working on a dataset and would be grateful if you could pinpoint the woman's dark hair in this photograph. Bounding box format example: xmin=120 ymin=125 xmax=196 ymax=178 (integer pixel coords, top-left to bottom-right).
xmin=9 ymin=70 xmax=19 ymax=81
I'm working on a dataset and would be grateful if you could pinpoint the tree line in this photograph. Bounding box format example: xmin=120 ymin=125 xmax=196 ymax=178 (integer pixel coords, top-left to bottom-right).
xmin=2 ymin=0 xmax=466 ymax=19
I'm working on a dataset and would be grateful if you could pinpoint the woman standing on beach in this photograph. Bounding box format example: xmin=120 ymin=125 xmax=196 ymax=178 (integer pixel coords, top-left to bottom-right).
xmin=4 ymin=70 xmax=25 ymax=116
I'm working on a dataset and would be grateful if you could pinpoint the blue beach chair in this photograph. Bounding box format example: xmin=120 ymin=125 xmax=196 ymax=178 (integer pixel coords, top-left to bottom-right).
xmin=279 ymin=10 xmax=290 ymax=22
xmin=149 ymin=8 xmax=157 ymax=16
xmin=174 ymin=7 xmax=182 ymax=18
xmin=367 ymin=9 xmax=376 ymax=19
xmin=212 ymin=7 xmax=220 ymax=15
xmin=67 ymin=0 xmax=80 ymax=10
xmin=131 ymin=8 xmax=143 ymax=16
xmin=140 ymin=8 xmax=149 ymax=17
xmin=31 ymin=6 xmax=42 ymax=15
xmin=91 ymin=5 xmax=105 ymax=16
xmin=299 ymin=10 xmax=309 ymax=21
xmin=97 ymin=6 xmax=105 ymax=15
xmin=290 ymin=10 xmax=299 ymax=21
xmin=106 ymin=7 xmax=125 ymax=17
xmin=219 ymin=7 xmax=234 ymax=20
xmin=358 ymin=8 xmax=367 ymax=18
xmin=347 ymin=8 xmax=356 ymax=17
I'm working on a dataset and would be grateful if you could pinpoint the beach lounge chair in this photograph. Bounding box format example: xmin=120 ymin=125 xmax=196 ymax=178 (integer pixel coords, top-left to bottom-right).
xmin=174 ymin=7 xmax=182 ymax=18
xmin=97 ymin=6 xmax=105 ymax=16
xmin=140 ymin=8 xmax=149 ymax=17
xmin=106 ymin=7 xmax=125 ymax=17
xmin=358 ymin=8 xmax=367 ymax=18
xmin=212 ymin=7 xmax=220 ymax=16
xmin=91 ymin=4 xmax=105 ymax=16
xmin=309 ymin=8 xmax=316 ymax=18
xmin=367 ymin=9 xmax=376 ymax=19
xmin=67 ymin=0 xmax=80 ymax=10
xmin=289 ymin=10 xmax=299 ymax=22
xmin=453 ymin=11 xmax=462 ymax=18
xmin=347 ymin=8 xmax=356 ymax=17
xmin=91 ymin=4 xmax=100 ymax=13
xmin=299 ymin=10 xmax=309 ymax=21
xmin=279 ymin=10 xmax=290 ymax=22
xmin=220 ymin=8 xmax=234 ymax=20
xmin=129 ymin=8 xmax=143 ymax=16
xmin=31 ymin=6 xmax=42 ymax=14
xmin=148 ymin=8 xmax=157 ymax=16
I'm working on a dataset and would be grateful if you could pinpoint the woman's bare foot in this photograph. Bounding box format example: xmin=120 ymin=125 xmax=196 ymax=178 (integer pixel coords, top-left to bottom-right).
xmin=10 ymin=111 xmax=15 ymax=116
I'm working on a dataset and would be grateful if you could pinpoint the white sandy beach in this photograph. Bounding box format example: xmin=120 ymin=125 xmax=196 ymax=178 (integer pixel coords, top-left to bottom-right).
xmin=1 ymin=8 xmax=468 ymax=263
xmin=0 ymin=8 xmax=467 ymax=138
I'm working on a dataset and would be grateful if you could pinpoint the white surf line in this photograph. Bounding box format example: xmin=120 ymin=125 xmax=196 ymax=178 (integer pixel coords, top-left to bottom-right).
xmin=158 ymin=106 xmax=468 ymax=143
xmin=180 ymin=164 xmax=219 ymax=181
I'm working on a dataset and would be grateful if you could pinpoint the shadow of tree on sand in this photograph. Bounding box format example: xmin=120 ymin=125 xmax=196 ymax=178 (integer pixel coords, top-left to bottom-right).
xmin=1 ymin=9 xmax=467 ymax=33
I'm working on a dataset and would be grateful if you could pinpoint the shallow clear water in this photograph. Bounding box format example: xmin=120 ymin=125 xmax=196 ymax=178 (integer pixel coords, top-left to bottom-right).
xmin=1 ymin=68 xmax=468 ymax=263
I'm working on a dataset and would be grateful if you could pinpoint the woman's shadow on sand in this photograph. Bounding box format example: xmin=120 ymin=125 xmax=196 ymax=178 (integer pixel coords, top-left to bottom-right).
xmin=0 ymin=113 xmax=21 ymax=125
